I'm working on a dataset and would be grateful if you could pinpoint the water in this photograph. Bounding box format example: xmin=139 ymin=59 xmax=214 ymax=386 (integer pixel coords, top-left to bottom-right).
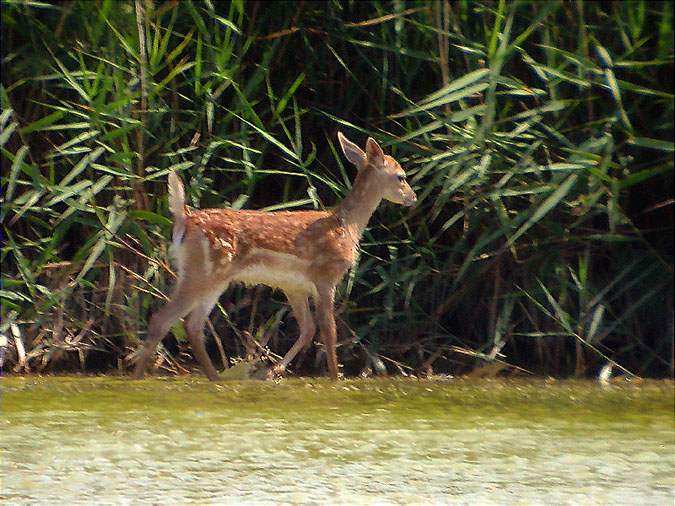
xmin=2 ymin=376 xmax=673 ymax=505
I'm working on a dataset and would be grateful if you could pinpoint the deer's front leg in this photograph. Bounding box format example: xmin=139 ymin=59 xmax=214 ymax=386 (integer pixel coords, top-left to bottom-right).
xmin=272 ymin=293 xmax=316 ymax=377
xmin=315 ymin=286 xmax=339 ymax=380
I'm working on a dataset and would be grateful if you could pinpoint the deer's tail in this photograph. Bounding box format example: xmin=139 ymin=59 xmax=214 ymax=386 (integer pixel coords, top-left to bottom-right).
xmin=168 ymin=172 xmax=187 ymax=263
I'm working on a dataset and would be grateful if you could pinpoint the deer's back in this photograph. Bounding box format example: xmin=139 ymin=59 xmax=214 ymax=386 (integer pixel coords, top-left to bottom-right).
xmin=182 ymin=208 xmax=357 ymax=293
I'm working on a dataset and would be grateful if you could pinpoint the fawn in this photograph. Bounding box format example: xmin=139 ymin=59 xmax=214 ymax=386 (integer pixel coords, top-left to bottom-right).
xmin=132 ymin=132 xmax=416 ymax=380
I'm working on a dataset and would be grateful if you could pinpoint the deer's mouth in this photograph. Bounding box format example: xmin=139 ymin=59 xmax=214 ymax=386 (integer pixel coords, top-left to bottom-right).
xmin=403 ymin=194 xmax=417 ymax=207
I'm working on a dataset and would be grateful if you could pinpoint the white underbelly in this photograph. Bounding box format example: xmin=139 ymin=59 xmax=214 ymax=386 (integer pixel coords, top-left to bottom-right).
xmin=231 ymin=248 xmax=317 ymax=296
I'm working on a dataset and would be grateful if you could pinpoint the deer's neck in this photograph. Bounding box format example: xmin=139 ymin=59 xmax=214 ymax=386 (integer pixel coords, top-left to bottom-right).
xmin=334 ymin=169 xmax=382 ymax=240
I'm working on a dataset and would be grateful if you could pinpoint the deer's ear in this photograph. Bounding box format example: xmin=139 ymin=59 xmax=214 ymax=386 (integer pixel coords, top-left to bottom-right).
xmin=365 ymin=137 xmax=385 ymax=166
xmin=338 ymin=131 xmax=367 ymax=169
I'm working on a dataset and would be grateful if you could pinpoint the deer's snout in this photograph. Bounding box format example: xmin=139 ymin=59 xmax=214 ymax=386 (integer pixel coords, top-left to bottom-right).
xmin=404 ymin=191 xmax=417 ymax=207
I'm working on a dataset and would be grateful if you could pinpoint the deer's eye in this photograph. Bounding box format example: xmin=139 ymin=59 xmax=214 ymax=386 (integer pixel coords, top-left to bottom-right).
xmin=397 ymin=175 xmax=406 ymax=183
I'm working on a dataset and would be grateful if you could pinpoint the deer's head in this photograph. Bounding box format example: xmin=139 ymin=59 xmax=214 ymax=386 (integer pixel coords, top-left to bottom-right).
xmin=337 ymin=132 xmax=417 ymax=207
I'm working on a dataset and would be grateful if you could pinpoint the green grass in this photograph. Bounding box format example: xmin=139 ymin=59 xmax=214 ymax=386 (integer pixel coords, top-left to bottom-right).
xmin=1 ymin=0 xmax=673 ymax=378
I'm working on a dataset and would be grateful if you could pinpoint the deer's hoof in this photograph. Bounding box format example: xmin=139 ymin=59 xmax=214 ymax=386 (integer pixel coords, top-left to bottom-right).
xmin=267 ymin=364 xmax=286 ymax=381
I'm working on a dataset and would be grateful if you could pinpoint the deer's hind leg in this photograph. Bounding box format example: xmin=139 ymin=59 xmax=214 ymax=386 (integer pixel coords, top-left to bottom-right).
xmin=182 ymin=238 xmax=236 ymax=381
xmin=184 ymin=291 xmax=225 ymax=381
xmin=132 ymin=280 xmax=200 ymax=379
xmin=133 ymin=229 xmax=230 ymax=379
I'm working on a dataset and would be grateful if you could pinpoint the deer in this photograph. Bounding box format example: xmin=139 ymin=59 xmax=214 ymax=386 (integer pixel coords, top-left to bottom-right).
xmin=132 ymin=132 xmax=417 ymax=381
